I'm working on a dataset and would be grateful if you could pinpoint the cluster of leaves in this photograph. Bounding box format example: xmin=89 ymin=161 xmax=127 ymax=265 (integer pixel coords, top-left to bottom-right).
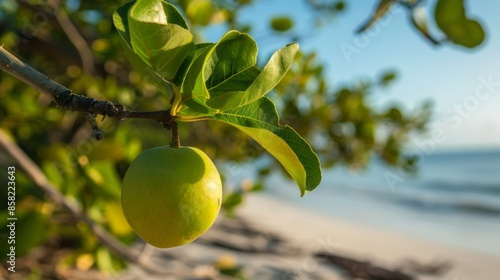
xmin=0 ymin=0 xmax=484 ymax=276
xmin=358 ymin=0 xmax=485 ymax=48
xmin=113 ymin=0 xmax=321 ymax=196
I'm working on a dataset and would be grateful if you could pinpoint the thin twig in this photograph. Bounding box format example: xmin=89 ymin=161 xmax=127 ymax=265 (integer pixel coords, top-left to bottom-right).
xmin=84 ymin=112 xmax=103 ymax=141
xmin=170 ymin=121 xmax=181 ymax=148
xmin=0 ymin=46 xmax=176 ymax=128
xmin=0 ymin=129 xmax=168 ymax=275
xmin=47 ymin=0 xmax=96 ymax=75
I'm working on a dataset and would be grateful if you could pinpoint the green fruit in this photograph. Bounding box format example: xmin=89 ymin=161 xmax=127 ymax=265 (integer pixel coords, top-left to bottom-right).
xmin=121 ymin=146 xmax=222 ymax=248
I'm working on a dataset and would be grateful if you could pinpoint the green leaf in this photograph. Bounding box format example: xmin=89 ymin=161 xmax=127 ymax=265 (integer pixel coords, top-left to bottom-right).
xmin=113 ymin=1 xmax=178 ymax=97
xmin=446 ymin=19 xmax=485 ymax=48
xmin=178 ymin=31 xmax=298 ymax=117
xmin=113 ymin=1 xmax=134 ymax=48
xmin=127 ymin=0 xmax=195 ymax=81
xmin=133 ymin=0 xmax=190 ymax=29
xmin=207 ymin=42 xmax=299 ymax=111
xmin=379 ymin=70 xmax=397 ymax=86
xmin=121 ymin=40 xmax=174 ymax=96
xmin=222 ymin=192 xmax=244 ymax=210
xmin=207 ymin=66 xmax=261 ymax=96
xmin=205 ymin=31 xmax=258 ymax=91
xmin=210 ymin=97 xmax=322 ymax=196
xmin=83 ymin=161 xmax=121 ymax=200
xmin=103 ymin=202 xmax=133 ymax=236
xmin=178 ymin=30 xmax=257 ymax=117
xmin=435 ymin=0 xmax=464 ymax=27
xmin=434 ymin=0 xmax=485 ymax=48
xmin=177 ymin=98 xmax=220 ymax=117
xmin=270 ymin=16 xmax=294 ymax=32
xmin=459 ymin=20 xmax=485 ymax=48
xmin=178 ymin=43 xmax=220 ymax=117
xmin=180 ymin=43 xmax=216 ymax=103
xmin=96 ymin=247 xmax=116 ymax=274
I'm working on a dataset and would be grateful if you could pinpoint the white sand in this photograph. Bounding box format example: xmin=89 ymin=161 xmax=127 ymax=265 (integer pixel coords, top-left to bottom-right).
xmin=237 ymin=194 xmax=500 ymax=279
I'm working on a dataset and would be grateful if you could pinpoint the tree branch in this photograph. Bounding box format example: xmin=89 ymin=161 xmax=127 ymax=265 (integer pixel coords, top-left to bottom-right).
xmin=47 ymin=0 xmax=96 ymax=75
xmin=0 ymin=46 xmax=176 ymax=135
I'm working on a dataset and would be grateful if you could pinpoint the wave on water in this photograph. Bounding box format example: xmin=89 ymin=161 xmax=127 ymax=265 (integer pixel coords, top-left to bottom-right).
xmin=410 ymin=180 xmax=500 ymax=195
xmin=356 ymin=182 xmax=500 ymax=216
xmin=387 ymin=194 xmax=500 ymax=215
xmin=330 ymin=150 xmax=500 ymax=216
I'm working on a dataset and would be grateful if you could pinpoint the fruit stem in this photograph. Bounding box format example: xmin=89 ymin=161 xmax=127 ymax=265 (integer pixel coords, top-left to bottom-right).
xmin=170 ymin=121 xmax=180 ymax=148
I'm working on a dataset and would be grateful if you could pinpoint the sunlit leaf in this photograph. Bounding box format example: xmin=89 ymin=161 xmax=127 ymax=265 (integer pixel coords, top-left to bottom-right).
xmin=207 ymin=42 xmax=299 ymax=111
xmin=178 ymin=42 xmax=219 ymax=117
xmin=103 ymin=202 xmax=133 ymax=236
xmin=96 ymin=247 xmax=116 ymax=274
xmin=83 ymin=161 xmax=121 ymax=200
xmin=113 ymin=1 xmax=176 ymax=96
xmin=178 ymin=31 xmax=298 ymax=116
xmin=210 ymin=97 xmax=322 ymax=196
xmin=128 ymin=0 xmax=195 ymax=81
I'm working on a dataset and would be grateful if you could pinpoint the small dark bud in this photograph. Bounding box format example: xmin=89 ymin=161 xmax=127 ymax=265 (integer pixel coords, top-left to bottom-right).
xmin=92 ymin=128 xmax=103 ymax=141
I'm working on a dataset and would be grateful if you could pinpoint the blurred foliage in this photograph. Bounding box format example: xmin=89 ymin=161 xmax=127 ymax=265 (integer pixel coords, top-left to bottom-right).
xmin=357 ymin=0 xmax=485 ymax=48
xmin=215 ymin=254 xmax=247 ymax=279
xmin=270 ymin=16 xmax=294 ymax=32
xmin=0 ymin=0 xmax=484 ymax=276
xmin=434 ymin=0 xmax=485 ymax=47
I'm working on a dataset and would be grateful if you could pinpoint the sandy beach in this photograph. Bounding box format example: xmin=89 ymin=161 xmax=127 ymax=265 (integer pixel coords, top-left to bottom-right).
xmin=120 ymin=193 xmax=500 ymax=280
xmin=236 ymin=194 xmax=500 ymax=279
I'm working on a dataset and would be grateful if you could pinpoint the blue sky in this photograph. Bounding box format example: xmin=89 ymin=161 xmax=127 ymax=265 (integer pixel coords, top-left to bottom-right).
xmin=204 ymin=0 xmax=500 ymax=151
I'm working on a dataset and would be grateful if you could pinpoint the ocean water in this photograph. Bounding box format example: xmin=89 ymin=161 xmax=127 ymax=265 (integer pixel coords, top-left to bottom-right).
xmin=232 ymin=150 xmax=500 ymax=256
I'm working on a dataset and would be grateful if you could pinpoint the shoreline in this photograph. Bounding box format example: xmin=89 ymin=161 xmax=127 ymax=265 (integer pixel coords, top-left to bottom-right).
xmin=264 ymin=185 xmax=500 ymax=257
xmin=236 ymin=193 xmax=500 ymax=279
